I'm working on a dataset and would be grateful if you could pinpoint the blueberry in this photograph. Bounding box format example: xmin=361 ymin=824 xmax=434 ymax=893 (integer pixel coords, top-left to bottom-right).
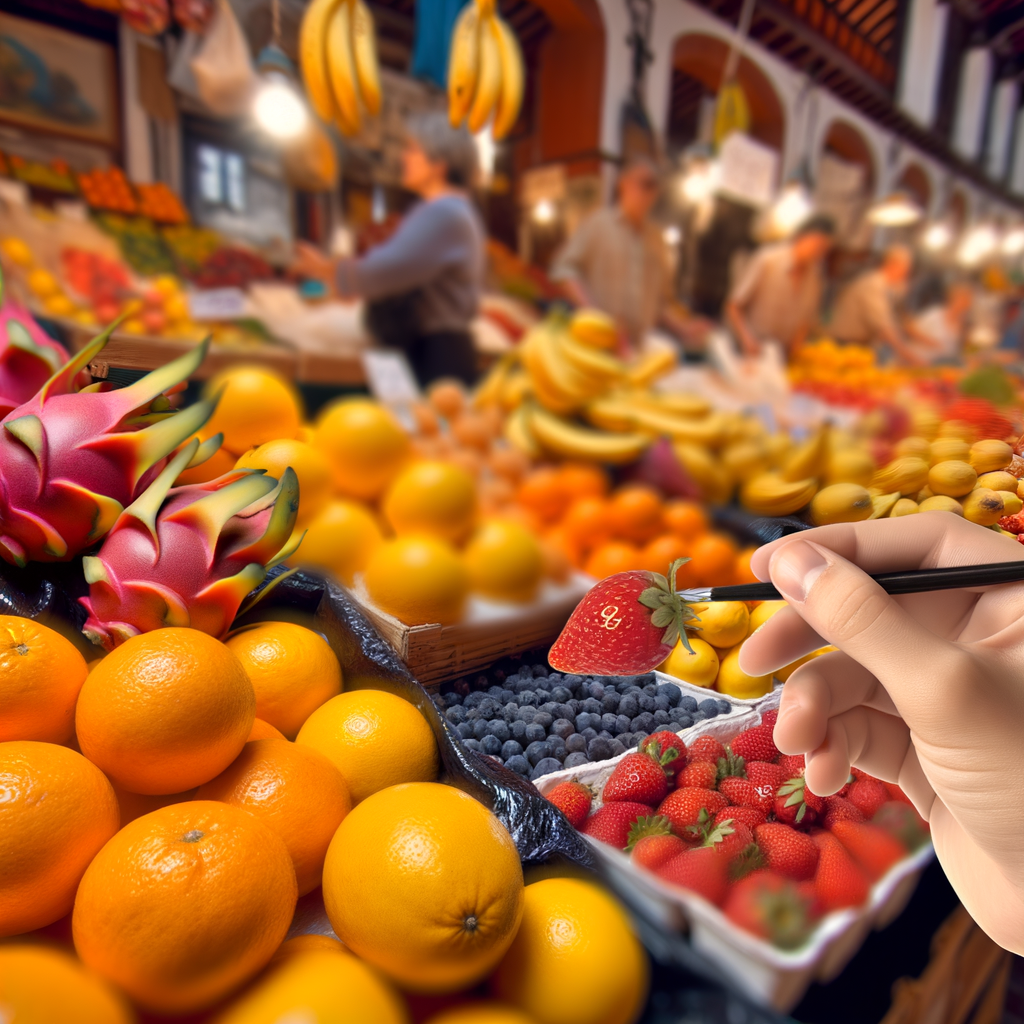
xmin=525 ymin=722 xmax=546 ymax=744
xmin=535 ymin=690 xmax=552 ymax=704
xmin=601 ymin=713 xmax=619 ymax=733
xmin=533 ymin=711 xmax=554 ymax=732
xmin=587 ymin=737 xmax=614 ymax=761
xmin=480 ymin=734 xmax=502 ymax=756
xmin=505 ymin=755 xmax=531 ymax=776
xmin=638 ymin=694 xmax=656 ymax=713
xmin=588 ymin=682 xmax=606 ymax=700
xmin=582 ymin=697 xmax=602 ymax=715
xmin=564 ymin=752 xmax=590 ymax=769
xmin=519 ymin=690 xmax=539 ymax=707
xmin=551 ymin=718 xmax=575 ymax=739
xmin=563 ymin=674 xmax=584 ymax=687
xmin=691 ymin=711 xmax=708 ymax=723
xmin=653 ymin=710 xmax=670 ymax=725
xmin=654 ymin=696 xmax=671 ymax=713
xmin=717 ymin=699 xmax=732 ymax=715
xmin=602 ymin=692 xmax=621 ymax=713
xmin=531 ymin=664 xmax=549 ymax=678
xmin=547 ymin=672 xmax=563 ymax=685
xmin=555 ymin=703 xmax=575 ymax=722
xmin=670 ymin=709 xmax=693 ymax=729
xmin=517 ymin=706 xmax=536 ymax=723
xmin=539 ymin=703 xmax=560 ymax=718
xmin=619 ymin=695 xmax=639 ymax=719
xmin=446 ymin=706 xmax=467 ymax=725
xmin=512 ymin=676 xmax=532 ymax=694
xmin=574 ymin=713 xmax=589 ymax=733
xmin=501 ymin=739 xmax=524 ymax=760
xmin=621 ymin=684 xmax=643 ymax=697
xmin=698 ymin=699 xmax=721 ymax=719
xmin=478 ymin=698 xmax=499 ymax=719
xmin=464 ymin=691 xmax=486 ymax=709
xmin=611 ymin=714 xmax=630 ymax=735
xmin=678 ymin=694 xmax=699 ymax=713
xmin=487 ymin=684 xmax=504 ymax=697
xmin=547 ymin=737 xmax=567 ymax=761
xmin=443 ymin=691 xmax=463 ymax=706
xmin=511 ymin=720 xmax=528 ymax=743
xmin=525 ymin=740 xmax=551 ymax=765
xmin=470 ymin=720 xmax=487 ymax=740
xmin=488 ymin=719 xmax=510 ymax=742
xmin=550 ymin=686 xmax=572 ymax=703
xmin=591 ymin=712 xmax=607 ymax=731
xmin=500 ymin=689 xmax=516 ymax=704
xmin=566 ymin=733 xmax=587 ymax=754
xmin=631 ymin=712 xmax=656 ymax=733
xmin=457 ymin=721 xmax=475 ymax=739
xmin=567 ymin=699 xmax=582 ymax=714
xmin=643 ymin=682 xmax=658 ymax=695
xmin=609 ymin=740 xmax=627 ymax=758
xmin=581 ymin=727 xmax=599 ymax=744
xmin=501 ymin=704 xmax=519 ymax=723
xmin=531 ymin=757 xmax=564 ymax=781
xmin=656 ymin=682 xmax=682 ymax=706
xmin=463 ymin=738 xmax=481 ymax=752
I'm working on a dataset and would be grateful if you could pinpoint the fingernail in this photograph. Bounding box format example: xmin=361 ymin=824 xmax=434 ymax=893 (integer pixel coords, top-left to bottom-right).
xmin=771 ymin=540 xmax=828 ymax=603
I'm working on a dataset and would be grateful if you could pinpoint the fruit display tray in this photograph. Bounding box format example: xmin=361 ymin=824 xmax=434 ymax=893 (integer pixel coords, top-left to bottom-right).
xmin=533 ymin=682 xmax=934 ymax=1014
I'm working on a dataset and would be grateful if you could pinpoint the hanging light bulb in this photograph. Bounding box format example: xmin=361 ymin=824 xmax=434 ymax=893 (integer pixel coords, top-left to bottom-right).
xmin=868 ymin=191 xmax=923 ymax=227
xmin=1002 ymin=226 xmax=1024 ymax=256
xmin=253 ymin=29 xmax=309 ymax=142
xmin=958 ymin=224 xmax=998 ymax=266
xmin=921 ymin=222 xmax=952 ymax=251
xmin=663 ymin=225 xmax=682 ymax=246
xmin=532 ymin=199 xmax=556 ymax=224
xmin=771 ymin=180 xmax=813 ymax=237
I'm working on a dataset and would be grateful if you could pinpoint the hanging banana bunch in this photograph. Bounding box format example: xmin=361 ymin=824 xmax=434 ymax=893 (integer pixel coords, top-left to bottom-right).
xmin=447 ymin=0 xmax=524 ymax=140
xmin=299 ymin=0 xmax=382 ymax=137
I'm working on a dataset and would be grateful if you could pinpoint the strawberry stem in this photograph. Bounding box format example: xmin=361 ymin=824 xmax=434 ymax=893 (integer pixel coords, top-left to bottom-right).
xmin=638 ymin=558 xmax=701 ymax=654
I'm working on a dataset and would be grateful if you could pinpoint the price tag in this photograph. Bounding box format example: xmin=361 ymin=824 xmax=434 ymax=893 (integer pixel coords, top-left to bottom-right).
xmin=361 ymin=350 xmax=420 ymax=430
xmin=188 ymin=287 xmax=247 ymax=322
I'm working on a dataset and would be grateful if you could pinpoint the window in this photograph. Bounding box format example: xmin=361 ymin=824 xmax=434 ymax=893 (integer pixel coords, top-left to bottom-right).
xmin=195 ymin=144 xmax=246 ymax=212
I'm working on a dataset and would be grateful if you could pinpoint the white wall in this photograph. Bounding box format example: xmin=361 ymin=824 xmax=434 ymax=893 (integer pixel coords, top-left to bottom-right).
xmin=952 ymin=47 xmax=992 ymax=162
xmin=897 ymin=0 xmax=948 ymax=128
xmin=987 ymin=78 xmax=1018 ymax=182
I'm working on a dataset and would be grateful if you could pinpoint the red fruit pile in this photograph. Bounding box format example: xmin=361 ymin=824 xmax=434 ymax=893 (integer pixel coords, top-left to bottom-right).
xmin=545 ymin=718 xmax=931 ymax=950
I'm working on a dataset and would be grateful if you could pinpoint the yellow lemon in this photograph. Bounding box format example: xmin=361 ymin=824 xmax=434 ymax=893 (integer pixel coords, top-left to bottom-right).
xmin=464 ymin=520 xmax=545 ymax=603
xmin=364 ymin=537 xmax=469 ymax=626
xmin=316 ymin=398 xmax=410 ymax=500
xmin=688 ymin=601 xmax=749 ymax=649
xmin=715 ymin=645 xmax=774 ymax=699
xmin=323 ymin=782 xmax=524 ymax=992
xmin=234 ymin=439 xmax=333 ymax=528
xmin=211 ymin=949 xmax=407 ymax=1024
xmin=659 ymin=637 xmax=719 ymax=688
xmin=294 ymin=498 xmax=383 ymax=585
xmin=296 ymin=690 xmax=439 ymax=804
xmin=427 ymin=1004 xmax=539 ymax=1024
xmin=747 ymin=600 xmax=786 ymax=634
xmin=383 ymin=461 xmax=477 ymax=544
xmin=492 ymin=878 xmax=648 ymax=1024
xmin=776 ymin=646 xmax=835 ymax=682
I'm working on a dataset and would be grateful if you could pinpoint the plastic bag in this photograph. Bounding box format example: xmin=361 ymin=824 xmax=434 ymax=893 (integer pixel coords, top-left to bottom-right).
xmin=190 ymin=0 xmax=257 ymax=116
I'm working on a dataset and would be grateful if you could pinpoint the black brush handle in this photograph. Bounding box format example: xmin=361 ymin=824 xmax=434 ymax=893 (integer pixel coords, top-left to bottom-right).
xmin=706 ymin=559 xmax=1024 ymax=603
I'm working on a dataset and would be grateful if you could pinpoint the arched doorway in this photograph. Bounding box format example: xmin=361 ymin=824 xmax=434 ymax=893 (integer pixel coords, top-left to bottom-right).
xmin=895 ymin=162 xmax=932 ymax=213
xmin=815 ymin=119 xmax=876 ymax=252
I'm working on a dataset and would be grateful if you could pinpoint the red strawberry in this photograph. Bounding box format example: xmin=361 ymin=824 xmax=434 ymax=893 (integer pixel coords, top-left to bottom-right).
xmin=830 ymin=820 xmax=907 ymax=881
xmin=745 ymin=762 xmax=788 ymax=811
xmin=679 ymin=760 xmax=717 ymax=789
xmin=847 ymin=778 xmax=889 ymax=819
xmin=545 ymin=780 xmax=594 ymax=829
xmin=777 ymin=754 xmax=806 ymax=777
xmin=724 ymin=871 xmax=815 ymax=949
xmin=603 ymin=740 xmax=679 ymax=805
xmin=704 ymin=817 xmax=755 ymax=864
xmin=796 ymin=880 xmax=823 ymax=921
xmin=761 ymin=709 xmax=779 ymax=729
xmin=657 ymin=787 xmax=729 ymax=837
xmin=715 ymin=748 xmax=746 ymax=781
xmin=657 ymin=846 xmax=729 ymax=905
xmin=714 ymin=805 xmax=766 ymax=830
xmin=582 ymin=801 xmax=653 ymax=849
xmin=646 ymin=730 xmax=687 ymax=770
xmin=822 ymin=796 xmax=865 ymax=829
xmin=719 ymin=776 xmax=759 ymax=808
xmin=687 ymin=735 xmax=726 ymax=765
xmin=629 ymin=815 xmax=687 ymax=871
xmin=549 ymin=560 xmax=698 ymax=675
xmin=873 ymin=801 xmax=929 ymax=851
xmin=754 ymin=822 xmax=820 ymax=881
xmin=730 ymin=724 xmax=779 ymax=764
xmin=774 ymin=776 xmax=825 ymax=827
xmin=812 ymin=831 xmax=870 ymax=912
xmin=883 ymin=781 xmax=913 ymax=805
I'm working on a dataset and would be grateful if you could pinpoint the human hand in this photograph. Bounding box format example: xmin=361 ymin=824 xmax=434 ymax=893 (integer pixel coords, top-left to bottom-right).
xmin=291 ymin=241 xmax=336 ymax=287
xmin=740 ymin=514 xmax=1024 ymax=952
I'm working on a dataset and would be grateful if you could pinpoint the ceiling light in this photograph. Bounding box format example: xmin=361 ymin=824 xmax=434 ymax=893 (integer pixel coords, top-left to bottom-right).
xmin=532 ymin=199 xmax=556 ymax=225
xmin=958 ymin=224 xmax=998 ymax=266
xmin=663 ymin=225 xmax=681 ymax=246
xmin=1002 ymin=227 xmax=1024 ymax=256
xmin=253 ymin=44 xmax=308 ymax=141
xmin=771 ymin=181 xmax=813 ymax=237
xmin=868 ymin=191 xmax=923 ymax=227
xmin=679 ymin=160 xmax=719 ymax=205
xmin=921 ymin=222 xmax=952 ymax=251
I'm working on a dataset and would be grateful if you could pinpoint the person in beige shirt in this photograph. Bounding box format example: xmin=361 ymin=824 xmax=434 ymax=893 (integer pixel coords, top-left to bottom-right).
xmin=725 ymin=214 xmax=836 ymax=356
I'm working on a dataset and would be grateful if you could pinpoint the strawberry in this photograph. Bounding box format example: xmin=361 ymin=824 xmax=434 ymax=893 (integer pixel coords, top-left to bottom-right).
xmin=873 ymin=801 xmax=929 ymax=851
xmin=715 ymin=748 xmax=746 ymax=781
xmin=883 ymin=781 xmax=913 ymax=805
xmin=657 ymin=846 xmax=729 ymax=905
xmin=777 ymin=754 xmax=806 ymax=777
xmin=603 ymin=740 xmax=679 ymax=805
xmin=582 ymin=801 xmax=653 ymax=849
xmin=754 ymin=823 xmax=819 ymax=881
xmin=724 ymin=871 xmax=815 ymax=949
xmin=847 ymin=778 xmax=889 ymax=819
xmin=761 ymin=709 xmax=779 ymax=729
xmin=719 ymin=776 xmax=759 ymax=808
xmin=549 ymin=559 xmax=699 ymax=675
xmin=657 ymin=787 xmax=729 ymax=837
xmin=704 ymin=817 xmax=755 ymax=864
xmin=774 ymin=776 xmax=825 ymax=827
xmin=745 ymin=762 xmax=788 ymax=811
xmin=687 ymin=735 xmax=726 ymax=765
xmin=812 ymin=831 xmax=870 ymax=912
xmin=822 ymin=796 xmax=865 ymax=829
xmin=679 ymin=760 xmax=717 ymax=789
xmin=646 ymin=730 xmax=687 ymax=771
xmin=730 ymin=724 xmax=779 ymax=764
xmin=796 ymin=879 xmax=823 ymax=921
xmin=629 ymin=816 xmax=687 ymax=871
xmin=830 ymin=820 xmax=907 ymax=881
xmin=714 ymin=805 xmax=766 ymax=830
xmin=545 ymin=780 xmax=593 ymax=829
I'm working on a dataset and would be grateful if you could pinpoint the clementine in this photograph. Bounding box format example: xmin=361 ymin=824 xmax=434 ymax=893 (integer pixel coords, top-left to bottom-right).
xmin=248 ymin=717 xmax=287 ymax=741
xmin=234 ymin=439 xmax=333 ymax=528
xmin=202 ymin=367 xmax=304 ymax=455
xmin=73 ymin=801 xmax=297 ymax=1014
xmin=316 ymin=398 xmax=410 ymax=500
xmin=363 ymin=537 xmax=469 ymax=626
xmin=662 ymin=500 xmax=709 ymax=541
xmin=583 ymin=542 xmax=639 ymax=579
xmin=294 ymin=498 xmax=383 ymax=584
xmin=463 ymin=520 xmax=545 ymax=603
xmin=382 ymin=460 xmax=478 ymax=543
xmin=561 ymin=497 xmax=612 ymax=552
xmin=269 ymin=933 xmax=347 ymax=966
xmin=608 ymin=486 xmax=664 ymax=544
xmin=687 ymin=532 xmax=738 ymax=586
xmin=734 ymin=545 xmax=760 ymax=584
xmin=638 ymin=533 xmax=688 ymax=573
xmin=428 ymin=379 xmax=467 ymax=419
xmin=517 ymin=468 xmax=571 ymax=523
xmin=556 ymin=462 xmax=609 ymax=499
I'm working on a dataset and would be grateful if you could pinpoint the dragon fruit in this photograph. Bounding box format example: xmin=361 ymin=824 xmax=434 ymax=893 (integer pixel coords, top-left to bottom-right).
xmin=0 ymin=324 xmax=217 ymax=566
xmin=80 ymin=437 xmax=301 ymax=649
xmin=0 ymin=266 xmax=69 ymax=418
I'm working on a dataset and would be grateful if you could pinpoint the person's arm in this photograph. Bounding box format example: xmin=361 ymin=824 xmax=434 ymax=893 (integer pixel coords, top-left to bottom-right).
xmin=725 ymin=299 xmax=762 ymax=356
xmin=549 ymin=215 xmax=596 ymax=308
xmin=867 ymin=287 xmax=924 ymax=365
xmin=725 ymin=250 xmax=766 ymax=356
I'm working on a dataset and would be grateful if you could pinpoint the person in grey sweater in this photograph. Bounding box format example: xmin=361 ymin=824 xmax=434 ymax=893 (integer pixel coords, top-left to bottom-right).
xmin=292 ymin=111 xmax=485 ymax=386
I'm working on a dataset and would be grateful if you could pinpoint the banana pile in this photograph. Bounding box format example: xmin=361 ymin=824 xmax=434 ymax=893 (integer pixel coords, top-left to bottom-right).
xmin=300 ymin=0 xmax=382 ymax=137
xmin=448 ymin=0 xmax=525 ymax=139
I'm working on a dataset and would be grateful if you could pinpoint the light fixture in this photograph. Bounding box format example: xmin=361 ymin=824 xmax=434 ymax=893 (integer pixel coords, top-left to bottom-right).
xmin=1002 ymin=226 xmax=1024 ymax=256
xmin=958 ymin=224 xmax=998 ymax=266
xmin=663 ymin=225 xmax=682 ymax=246
xmin=532 ymin=199 xmax=556 ymax=225
xmin=868 ymin=191 xmax=923 ymax=227
xmin=921 ymin=222 xmax=952 ymax=251
xmin=770 ymin=180 xmax=813 ymax=237
xmin=253 ymin=35 xmax=308 ymax=141
xmin=474 ymin=126 xmax=496 ymax=187
xmin=679 ymin=159 xmax=719 ymax=205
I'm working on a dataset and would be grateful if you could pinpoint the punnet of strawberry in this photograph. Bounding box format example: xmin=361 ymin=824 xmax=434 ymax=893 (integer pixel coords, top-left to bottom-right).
xmin=544 ymin=713 xmax=930 ymax=950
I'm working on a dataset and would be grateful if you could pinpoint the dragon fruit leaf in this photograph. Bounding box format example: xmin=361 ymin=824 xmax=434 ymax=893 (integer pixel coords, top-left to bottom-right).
xmin=114 ymin=337 xmax=211 ymax=415
xmin=269 ymin=528 xmax=305 ymax=569
xmin=4 ymin=415 xmax=44 ymax=468
xmin=189 ymin=433 xmax=224 ymax=469
xmin=232 ymin=467 xmax=299 ymax=567
xmin=117 ymin=438 xmax=202 ymax=547
xmin=39 ymin=318 xmax=122 ymax=403
xmin=7 ymin=320 xmax=63 ymax=372
xmin=53 ymin=482 xmax=125 ymax=542
xmin=82 ymin=555 xmax=109 ymax=584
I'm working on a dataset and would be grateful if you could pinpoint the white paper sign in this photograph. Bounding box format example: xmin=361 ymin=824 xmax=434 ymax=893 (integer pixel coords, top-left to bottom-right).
xmin=361 ymin=349 xmax=420 ymax=407
xmin=189 ymin=287 xmax=247 ymax=321
xmin=717 ymin=133 xmax=778 ymax=208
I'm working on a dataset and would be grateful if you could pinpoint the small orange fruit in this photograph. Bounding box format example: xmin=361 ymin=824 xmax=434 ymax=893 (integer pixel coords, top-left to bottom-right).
xmin=382 ymin=461 xmax=478 ymax=544
xmin=663 ymin=500 xmax=709 ymax=540
xmin=364 ymin=537 xmax=469 ymax=626
xmin=76 ymin=628 xmax=255 ymax=795
xmin=561 ymin=497 xmax=613 ymax=552
xmin=517 ymin=468 xmax=571 ymax=523
xmin=608 ymin=485 xmax=664 ymax=543
xmin=638 ymin=533 xmax=688 ymax=573
xmin=687 ymin=532 xmax=738 ymax=586
xmin=734 ymin=545 xmax=760 ymax=584
xmin=452 ymin=412 xmax=494 ymax=452
xmin=1 ymin=741 xmax=119 ymax=938
xmin=0 ymin=615 xmax=88 ymax=743
xmin=428 ymin=379 xmax=467 ymax=419
xmin=543 ymin=525 xmax=583 ymax=569
xmin=197 ymin=738 xmax=352 ymax=895
xmin=234 ymin=439 xmax=333 ymax=528
xmin=426 ymin=1002 xmax=538 ymax=1024
xmin=295 ymin=498 xmax=383 ymax=585
xmin=297 ymin=690 xmax=439 ymax=804
xmin=248 ymin=718 xmax=287 ymax=741
xmin=489 ymin=446 xmax=531 ymax=483
xmin=584 ymin=542 xmax=639 ymax=579
xmin=202 ymin=367 xmax=304 ymax=456
xmin=110 ymin=782 xmax=196 ymax=829
xmin=464 ymin=520 xmax=545 ymax=603
xmin=225 ymin=622 xmax=342 ymax=739
xmin=269 ymin=933 xmax=347 ymax=967
xmin=538 ymin=537 xmax=573 ymax=584
xmin=323 ymin=782 xmax=524 ymax=992
xmin=316 ymin=399 xmax=410 ymax=500
xmin=73 ymin=801 xmax=297 ymax=1014
xmin=556 ymin=462 xmax=609 ymax=499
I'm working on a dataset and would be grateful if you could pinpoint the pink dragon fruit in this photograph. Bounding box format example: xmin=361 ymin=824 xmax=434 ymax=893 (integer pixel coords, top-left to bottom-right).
xmin=0 ymin=265 xmax=69 ymax=418
xmin=0 ymin=324 xmax=217 ymax=566
xmin=80 ymin=437 xmax=301 ymax=648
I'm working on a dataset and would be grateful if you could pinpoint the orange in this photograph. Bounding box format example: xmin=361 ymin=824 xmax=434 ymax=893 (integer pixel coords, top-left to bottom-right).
xmin=0 ymin=615 xmax=88 ymax=743
xmin=211 ymin=949 xmax=408 ymax=1024
xmin=110 ymin=782 xmax=196 ymax=829
xmin=561 ymin=497 xmax=613 ymax=552
xmin=734 ymin=545 xmax=760 ymax=584
xmin=197 ymin=738 xmax=352 ymax=895
xmin=316 ymin=398 xmax=410 ymax=500
xmin=686 ymin=532 xmax=738 ymax=586
xmin=584 ymin=542 xmax=639 ymax=579
xmin=75 ymin=628 xmax=255 ymax=795
xmin=491 ymin=878 xmax=648 ymax=1024
xmin=297 ymin=690 xmax=439 ymax=804
xmin=538 ymin=534 xmax=573 ymax=584
xmin=556 ymin=462 xmax=609 ymax=499
xmin=489 ymin=447 xmax=531 ymax=484
xmin=638 ymin=533 xmax=688 ymax=573
xmin=663 ymin=500 xmax=709 ymax=540
xmin=0 ymin=944 xmax=135 ymax=1024
xmin=428 ymin=379 xmax=467 ymax=419
xmin=382 ymin=461 xmax=478 ymax=543
xmin=323 ymin=782 xmax=524 ymax=992
xmin=73 ymin=801 xmax=297 ymax=1014
xmin=269 ymin=933 xmax=346 ymax=966
xmin=517 ymin=468 xmax=571 ymax=523
xmin=0 ymin=741 xmax=119 ymax=938
xmin=688 ymin=601 xmax=749 ymax=648
xmin=294 ymin=498 xmax=383 ymax=584
xmin=543 ymin=525 xmax=583 ymax=570
xmin=608 ymin=486 xmax=664 ymax=543
xmin=175 ymin=441 xmax=237 ymax=485
xmin=427 ymin=1004 xmax=539 ymax=1024
xmin=364 ymin=537 xmax=469 ymax=626
xmin=203 ymin=366 xmax=304 ymax=456
xmin=225 ymin=622 xmax=342 ymax=739
xmin=452 ymin=411 xmax=494 ymax=452
xmin=234 ymin=439 xmax=333 ymax=528
xmin=464 ymin=520 xmax=545 ymax=603
xmin=248 ymin=717 xmax=286 ymax=741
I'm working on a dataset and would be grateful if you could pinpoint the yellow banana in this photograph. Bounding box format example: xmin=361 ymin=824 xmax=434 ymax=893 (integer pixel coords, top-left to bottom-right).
xmin=491 ymin=14 xmax=524 ymax=139
xmin=627 ymin=347 xmax=677 ymax=387
xmin=521 ymin=323 xmax=603 ymax=409
xmin=999 ymin=491 xmax=1023 ymax=516
xmin=809 ymin=483 xmax=873 ymax=526
xmin=527 ymin=406 xmax=650 ymax=465
xmin=351 ymin=0 xmax=382 ymax=116
xmin=472 ymin=352 xmax=515 ymax=408
xmin=977 ymin=471 xmax=1018 ymax=493
xmin=652 ymin=393 xmax=712 ymax=418
xmin=918 ymin=495 xmax=964 ymax=516
xmin=970 ymin=439 xmax=1013 ymax=474
xmin=504 ymin=404 xmax=541 ymax=459
xmin=740 ymin=473 xmax=817 ymax=517
xmin=584 ymin=397 xmax=638 ymax=433
xmin=569 ymin=308 xmax=618 ymax=350
xmin=893 ymin=436 xmax=931 ymax=460
xmin=721 ymin=441 xmax=767 ymax=481
xmin=299 ymin=0 xmax=344 ymax=123
xmin=499 ymin=369 xmax=531 ymax=411
xmin=326 ymin=0 xmax=361 ymax=135
xmin=559 ymin=333 xmax=626 ymax=383
xmin=961 ymin=488 xmax=1005 ymax=526
xmin=673 ymin=442 xmax=734 ymax=504
xmin=868 ymin=491 xmax=901 ymax=520
xmin=447 ymin=1 xmax=481 ymax=127
xmin=871 ymin=456 xmax=929 ymax=496
xmin=780 ymin=426 xmax=829 ymax=483
xmin=825 ymin=448 xmax=875 ymax=487
xmin=927 ymin=460 xmax=977 ymax=497
xmin=467 ymin=12 xmax=501 ymax=133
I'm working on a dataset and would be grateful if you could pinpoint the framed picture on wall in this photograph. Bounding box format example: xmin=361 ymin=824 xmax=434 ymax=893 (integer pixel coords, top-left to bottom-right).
xmin=0 ymin=12 xmax=119 ymax=148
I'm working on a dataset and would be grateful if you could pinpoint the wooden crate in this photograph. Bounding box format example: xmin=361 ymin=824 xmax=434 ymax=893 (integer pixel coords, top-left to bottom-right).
xmin=351 ymin=575 xmax=593 ymax=689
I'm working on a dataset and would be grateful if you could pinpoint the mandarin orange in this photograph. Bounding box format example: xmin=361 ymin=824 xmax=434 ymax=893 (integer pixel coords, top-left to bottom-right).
xmin=316 ymin=399 xmax=410 ymax=500
xmin=561 ymin=497 xmax=612 ymax=552
xmin=687 ymin=532 xmax=738 ymax=586
xmin=517 ymin=468 xmax=570 ymax=523
xmin=202 ymin=367 xmax=304 ymax=456
xmin=608 ymin=486 xmax=664 ymax=544
xmin=638 ymin=534 xmax=688 ymax=573
xmin=583 ymin=542 xmax=639 ymax=579
xmin=556 ymin=462 xmax=609 ymax=499
xmin=248 ymin=718 xmax=287 ymax=741
xmin=662 ymin=500 xmax=709 ymax=541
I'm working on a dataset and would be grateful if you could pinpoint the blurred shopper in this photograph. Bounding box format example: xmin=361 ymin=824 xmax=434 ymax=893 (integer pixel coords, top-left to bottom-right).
xmin=551 ymin=156 xmax=696 ymax=352
xmin=908 ymin=280 xmax=973 ymax=364
xmin=725 ymin=214 xmax=836 ymax=356
xmin=291 ymin=111 xmax=484 ymax=387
